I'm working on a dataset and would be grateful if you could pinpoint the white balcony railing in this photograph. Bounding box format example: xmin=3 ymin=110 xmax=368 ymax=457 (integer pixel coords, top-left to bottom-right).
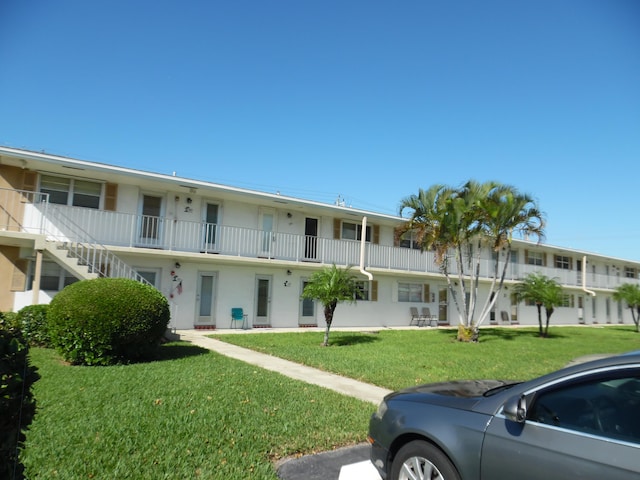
xmin=2 ymin=187 xmax=638 ymax=291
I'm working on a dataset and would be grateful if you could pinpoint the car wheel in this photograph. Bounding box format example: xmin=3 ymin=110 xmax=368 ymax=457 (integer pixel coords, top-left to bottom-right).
xmin=390 ymin=440 xmax=461 ymax=480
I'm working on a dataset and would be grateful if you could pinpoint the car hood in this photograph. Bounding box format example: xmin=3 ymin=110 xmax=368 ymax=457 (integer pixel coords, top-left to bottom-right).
xmin=387 ymin=380 xmax=515 ymax=410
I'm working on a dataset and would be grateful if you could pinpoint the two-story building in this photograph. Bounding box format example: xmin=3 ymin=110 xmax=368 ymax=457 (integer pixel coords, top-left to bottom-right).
xmin=1 ymin=146 xmax=639 ymax=330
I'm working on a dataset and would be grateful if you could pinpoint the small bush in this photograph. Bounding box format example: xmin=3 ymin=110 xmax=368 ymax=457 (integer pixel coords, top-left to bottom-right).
xmin=0 ymin=311 xmax=20 ymax=332
xmin=16 ymin=305 xmax=51 ymax=348
xmin=47 ymin=278 xmax=170 ymax=366
xmin=0 ymin=324 xmax=40 ymax=480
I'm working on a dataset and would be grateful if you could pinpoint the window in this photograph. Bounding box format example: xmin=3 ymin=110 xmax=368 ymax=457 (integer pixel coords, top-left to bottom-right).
xmin=137 ymin=269 xmax=160 ymax=287
xmin=341 ymin=221 xmax=371 ymax=242
xmin=355 ymin=281 xmax=370 ymax=301
xmin=527 ymin=251 xmax=544 ymax=266
xmin=399 ymin=231 xmax=421 ymax=250
xmin=398 ymin=283 xmax=423 ymax=302
xmin=625 ymin=267 xmax=637 ymax=279
xmin=560 ymin=294 xmax=574 ymax=308
xmin=528 ymin=373 xmax=640 ymax=444
xmin=554 ymin=255 xmax=572 ymax=270
xmin=30 ymin=261 xmax=78 ymax=291
xmin=40 ymin=174 xmax=102 ymax=209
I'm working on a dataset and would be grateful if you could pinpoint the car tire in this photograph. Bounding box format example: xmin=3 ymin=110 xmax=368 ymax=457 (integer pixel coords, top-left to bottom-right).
xmin=390 ymin=440 xmax=461 ymax=480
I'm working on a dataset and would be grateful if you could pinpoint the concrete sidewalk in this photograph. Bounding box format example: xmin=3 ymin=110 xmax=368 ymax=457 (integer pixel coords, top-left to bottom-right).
xmin=175 ymin=329 xmax=392 ymax=405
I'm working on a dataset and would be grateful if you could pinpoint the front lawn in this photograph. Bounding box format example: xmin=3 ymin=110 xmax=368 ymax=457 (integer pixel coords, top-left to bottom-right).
xmin=22 ymin=344 xmax=371 ymax=479
xmin=211 ymin=326 xmax=640 ymax=391
xmin=22 ymin=326 xmax=639 ymax=478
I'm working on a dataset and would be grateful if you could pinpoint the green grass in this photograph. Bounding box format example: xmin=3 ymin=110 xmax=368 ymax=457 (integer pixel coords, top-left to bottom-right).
xmin=22 ymin=326 xmax=640 ymax=479
xmin=22 ymin=344 xmax=372 ymax=479
xmin=211 ymin=326 xmax=640 ymax=391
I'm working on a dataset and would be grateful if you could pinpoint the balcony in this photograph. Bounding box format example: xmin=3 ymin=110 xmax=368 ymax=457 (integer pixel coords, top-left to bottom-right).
xmin=1 ymin=187 xmax=636 ymax=291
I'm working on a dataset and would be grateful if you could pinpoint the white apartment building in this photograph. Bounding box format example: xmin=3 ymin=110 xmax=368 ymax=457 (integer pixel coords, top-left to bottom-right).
xmin=1 ymin=146 xmax=639 ymax=330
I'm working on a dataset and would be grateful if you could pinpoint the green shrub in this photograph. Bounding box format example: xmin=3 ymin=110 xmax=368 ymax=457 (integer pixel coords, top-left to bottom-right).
xmin=0 ymin=311 xmax=20 ymax=332
xmin=0 ymin=324 xmax=40 ymax=480
xmin=16 ymin=305 xmax=51 ymax=348
xmin=47 ymin=278 xmax=170 ymax=366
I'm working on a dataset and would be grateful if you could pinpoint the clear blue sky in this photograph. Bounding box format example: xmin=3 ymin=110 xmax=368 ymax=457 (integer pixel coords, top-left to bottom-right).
xmin=1 ymin=1 xmax=639 ymax=260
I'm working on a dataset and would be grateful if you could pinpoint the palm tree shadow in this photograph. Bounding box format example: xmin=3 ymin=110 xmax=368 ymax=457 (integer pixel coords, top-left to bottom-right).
xmin=481 ymin=328 xmax=569 ymax=341
xmin=434 ymin=327 xmax=569 ymax=342
xmin=330 ymin=333 xmax=381 ymax=347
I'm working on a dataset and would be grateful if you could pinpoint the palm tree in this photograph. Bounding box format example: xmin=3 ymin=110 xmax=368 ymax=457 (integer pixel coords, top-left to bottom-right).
xmin=301 ymin=265 xmax=359 ymax=346
xmin=397 ymin=181 xmax=545 ymax=342
xmin=612 ymin=283 xmax=640 ymax=332
xmin=513 ymin=272 xmax=563 ymax=337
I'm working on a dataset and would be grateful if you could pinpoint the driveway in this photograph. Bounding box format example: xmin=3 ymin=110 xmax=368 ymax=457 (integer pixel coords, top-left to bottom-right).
xmin=276 ymin=443 xmax=381 ymax=480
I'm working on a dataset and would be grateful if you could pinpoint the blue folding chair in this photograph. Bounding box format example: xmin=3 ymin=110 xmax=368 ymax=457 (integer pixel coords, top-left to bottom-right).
xmin=230 ymin=308 xmax=247 ymax=329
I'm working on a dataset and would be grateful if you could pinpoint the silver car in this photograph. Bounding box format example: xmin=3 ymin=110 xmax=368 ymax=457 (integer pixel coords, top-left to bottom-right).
xmin=368 ymin=351 xmax=640 ymax=480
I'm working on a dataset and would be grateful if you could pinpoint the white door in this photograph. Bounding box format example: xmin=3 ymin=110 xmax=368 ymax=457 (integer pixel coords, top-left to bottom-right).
xmin=202 ymin=202 xmax=219 ymax=252
xmin=195 ymin=272 xmax=217 ymax=326
xmin=139 ymin=194 xmax=163 ymax=246
xmin=299 ymin=279 xmax=316 ymax=326
xmin=254 ymin=275 xmax=271 ymax=326
xmin=258 ymin=209 xmax=275 ymax=258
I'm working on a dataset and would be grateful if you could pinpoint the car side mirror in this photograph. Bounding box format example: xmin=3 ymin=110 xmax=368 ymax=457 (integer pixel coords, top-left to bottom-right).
xmin=503 ymin=395 xmax=527 ymax=423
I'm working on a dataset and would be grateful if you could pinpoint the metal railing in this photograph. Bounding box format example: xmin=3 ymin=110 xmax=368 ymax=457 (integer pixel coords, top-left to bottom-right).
xmin=2 ymin=187 xmax=638 ymax=291
xmin=0 ymin=188 xmax=150 ymax=285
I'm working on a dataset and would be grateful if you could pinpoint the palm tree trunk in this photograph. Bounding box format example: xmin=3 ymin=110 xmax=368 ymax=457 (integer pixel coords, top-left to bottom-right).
xmin=544 ymin=307 xmax=554 ymax=337
xmin=322 ymin=303 xmax=336 ymax=346
xmin=536 ymin=304 xmax=543 ymax=336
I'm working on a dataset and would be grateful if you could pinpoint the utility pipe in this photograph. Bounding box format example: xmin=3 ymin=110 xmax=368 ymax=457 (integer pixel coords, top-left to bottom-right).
xmin=360 ymin=216 xmax=373 ymax=281
xmin=582 ymin=255 xmax=596 ymax=297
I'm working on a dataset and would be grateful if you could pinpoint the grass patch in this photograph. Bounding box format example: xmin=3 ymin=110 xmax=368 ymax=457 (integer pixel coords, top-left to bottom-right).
xmin=22 ymin=343 xmax=372 ymax=479
xmin=22 ymin=326 xmax=639 ymax=478
xmin=211 ymin=326 xmax=640 ymax=390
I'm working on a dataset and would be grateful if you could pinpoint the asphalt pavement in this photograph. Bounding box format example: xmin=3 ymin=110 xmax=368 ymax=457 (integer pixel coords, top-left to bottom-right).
xmin=276 ymin=443 xmax=380 ymax=480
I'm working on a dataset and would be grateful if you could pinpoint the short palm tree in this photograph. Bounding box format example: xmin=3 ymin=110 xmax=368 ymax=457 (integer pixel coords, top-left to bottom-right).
xmin=612 ymin=283 xmax=640 ymax=332
xmin=301 ymin=265 xmax=359 ymax=346
xmin=513 ymin=272 xmax=563 ymax=337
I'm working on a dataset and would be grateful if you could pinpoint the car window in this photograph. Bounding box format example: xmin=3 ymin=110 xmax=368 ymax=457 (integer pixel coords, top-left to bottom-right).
xmin=528 ymin=375 xmax=640 ymax=444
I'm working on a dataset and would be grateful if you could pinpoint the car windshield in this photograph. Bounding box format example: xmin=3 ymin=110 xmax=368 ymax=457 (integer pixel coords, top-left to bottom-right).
xmin=483 ymin=382 xmax=521 ymax=397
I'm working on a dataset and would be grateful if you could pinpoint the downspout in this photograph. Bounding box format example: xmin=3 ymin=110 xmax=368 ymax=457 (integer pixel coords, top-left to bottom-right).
xmin=359 ymin=216 xmax=373 ymax=282
xmin=582 ymin=255 xmax=596 ymax=297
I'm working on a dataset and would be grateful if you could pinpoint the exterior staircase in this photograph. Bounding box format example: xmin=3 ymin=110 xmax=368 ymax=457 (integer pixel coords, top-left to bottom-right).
xmin=44 ymin=241 xmax=100 ymax=281
xmin=1 ymin=187 xmax=149 ymax=285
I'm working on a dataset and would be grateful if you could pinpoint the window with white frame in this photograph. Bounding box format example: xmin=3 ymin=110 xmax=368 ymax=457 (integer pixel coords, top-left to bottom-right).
xmin=136 ymin=268 xmax=161 ymax=288
xmin=527 ymin=251 xmax=544 ymax=266
xmin=30 ymin=261 xmax=78 ymax=291
xmin=625 ymin=267 xmax=637 ymax=279
xmin=560 ymin=294 xmax=574 ymax=308
xmin=398 ymin=282 xmax=423 ymax=302
xmin=341 ymin=221 xmax=371 ymax=242
xmin=554 ymin=255 xmax=572 ymax=270
xmin=40 ymin=174 xmax=102 ymax=209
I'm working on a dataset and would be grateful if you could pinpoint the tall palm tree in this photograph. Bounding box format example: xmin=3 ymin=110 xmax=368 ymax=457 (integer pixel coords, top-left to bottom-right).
xmin=475 ymin=184 xmax=545 ymax=326
xmin=612 ymin=283 xmax=640 ymax=332
xmin=398 ymin=181 xmax=546 ymax=342
xmin=301 ymin=264 xmax=358 ymax=346
xmin=513 ymin=272 xmax=563 ymax=337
